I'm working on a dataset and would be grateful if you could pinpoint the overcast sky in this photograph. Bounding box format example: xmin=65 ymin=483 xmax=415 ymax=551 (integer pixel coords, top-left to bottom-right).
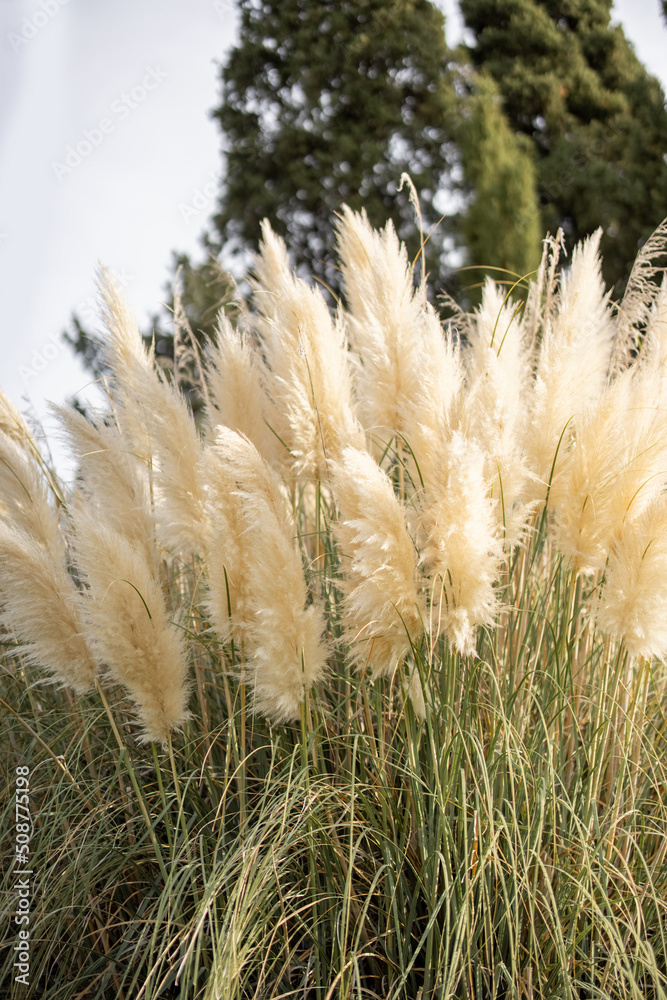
xmin=0 ymin=0 xmax=665 ymax=470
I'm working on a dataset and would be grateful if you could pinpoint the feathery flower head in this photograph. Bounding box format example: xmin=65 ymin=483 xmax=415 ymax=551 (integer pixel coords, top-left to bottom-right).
xmin=597 ymin=494 xmax=667 ymax=659
xmin=205 ymin=426 xmax=328 ymax=720
xmin=72 ymin=510 xmax=190 ymax=743
xmin=419 ymin=431 xmax=502 ymax=656
xmin=97 ymin=269 xmax=207 ymax=555
xmin=0 ymin=523 xmax=97 ymax=693
xmin=331 ymin=445 xmax=425 ymax=678
xmin=205 ymin=313 xmax=280 ymax=465
xmin=250 ymin=222 xmax=362 ymax=482
xmin=526 ymin=230 xmax=615 ymax=503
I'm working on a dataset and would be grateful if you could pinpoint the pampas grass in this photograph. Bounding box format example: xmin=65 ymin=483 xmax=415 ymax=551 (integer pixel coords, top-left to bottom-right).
xmin=418 ymin=431 xmax=502 ymax=656
xmin=205 ymin=425 xmax=328 ymax=719
xmin=597 ymin=492 xmax=667 ymax=659
xmin=72 ymin=509 xmax=190 ymax=743
xmin=331 ymin=445 xmax=424 ymax=678
xmin=250 ymin=221 xmax=363 ymax=481
xmin=0 ymin=423 xmax=96 ymax=693
xmin=336 ymin=207 xmax=460 ymax=464
xmin=99 ymin=269 xmax=207 ymax=555
xmin=205 ymin=314 xmax=279 ymax=463
xmin=526 ymin=229 xmax=616 ymax=501
xmin=2 ymin=209 xmax=667 ymax=1000
xmin=457 ymin=278 xmax=534 ymax=544
xmin=0 ymin=524 xmax=97 ymax=694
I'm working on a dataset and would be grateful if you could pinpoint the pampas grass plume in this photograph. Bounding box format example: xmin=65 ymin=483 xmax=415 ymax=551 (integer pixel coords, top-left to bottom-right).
xmin=331 ymin=446 xmax=425 ymax=678
xmin=72 ymin=510 xmax=190 ymax=743
xmin=337 ymin=208 xmax=460 ymax=457
xmin=206 ymin=314 xmax=280 ymax=465
xmin=53 ymin=405 xmax=157 ymax=571
xmin=250 ymin=222 xmax=362 ymax=481
xmin=597 ymin=494 xmax=667 ymax=659
xmin=206 ymin=426 xmax=328 ymax=720
xmin=0 ymin=523 xmax=97 ymax=693
xmin=0 ymin=425 xmax=96 ymax=692
xmin=458 ymin=278 xmax=533 ymax=543
xmin=98 ymin=269 xmax=207 ymax=555
xmin=526 ymin=231 xmax=615 ymax=501
xmin=419 ymin=432 xmax=502 ymax=656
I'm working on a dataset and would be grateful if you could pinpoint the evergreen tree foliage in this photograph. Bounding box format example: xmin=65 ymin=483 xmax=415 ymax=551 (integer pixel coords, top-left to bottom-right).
xmin=210 ymin=0 xmax=455 ymax=290
xmin=457 ymin=72 xmax=542 ymax=292
xmin=459 ymin=0 xmax=667 ymax=290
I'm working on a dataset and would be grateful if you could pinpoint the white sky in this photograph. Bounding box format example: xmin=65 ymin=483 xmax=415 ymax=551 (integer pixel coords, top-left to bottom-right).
xmin=0 ymin=0 xmax=665 ymax=467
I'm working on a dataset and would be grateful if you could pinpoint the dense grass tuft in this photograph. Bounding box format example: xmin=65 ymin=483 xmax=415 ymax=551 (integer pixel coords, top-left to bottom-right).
xmin=2 ymin=213 xmax=667 ymax=998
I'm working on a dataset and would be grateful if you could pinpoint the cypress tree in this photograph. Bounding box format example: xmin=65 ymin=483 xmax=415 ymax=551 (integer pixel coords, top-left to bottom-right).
xmin=457 ymin=72 xmax=543 ymax=292
xmin=210 ymin=0 xmax=455 ymax=291
xmin=459 ymin=0 xmax=667 ymax=290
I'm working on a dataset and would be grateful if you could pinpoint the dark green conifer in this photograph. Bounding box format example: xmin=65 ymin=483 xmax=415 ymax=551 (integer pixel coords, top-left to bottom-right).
xmin=210 ymin=0 xmax=455 ymax=291
xmin=457 ymin=72 xmax=542 ymax=293
xmin=459 ymin=0 xmax=667 ymax=290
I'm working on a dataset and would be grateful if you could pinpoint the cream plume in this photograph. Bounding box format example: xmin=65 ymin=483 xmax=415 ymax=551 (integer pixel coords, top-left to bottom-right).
xmin=205 ymin=426 xmax=328 ymax=719
xmin=0 ymin=433 xmax=61 ymax=551
xmin=0 ymin=429 xmax=96 ymax=692
xmin=202 ymin=440 xmax=255 ymax=649
xmin=458 ymin=279 xmax=533 ymax=544
xmin=53 ymin=405 xmax=156 ymax=571
xmin=331 ymin=446 xmax=425 ymax=678
xmin=419 ymin=432 xmax=502 ymax=656
xmin=550 ymin=361 xmax=667 ymax=574
xmin=72 ymin=510 xmax=190 ymax=743
xmin=612 ymin=218 xmax=667 ymax=372
xmin=526 ymin=231 xmax=615 ymax=503
xmin=0 ymin=388 xmax=35 ymax=448
xmin=250 ymin=223 xmax=362 ymax=482
xmin=205 ymin=313 xmax=280 ymax=464
xmin=337 ymin=207 xmax=460 ymax=466
xmin=597 ymin=494 xmax=667 ymax=659
xmin=98 ymin=269 xmax=206 ymax=555
xmin=0 ymin=524 xmax=97 ymax=694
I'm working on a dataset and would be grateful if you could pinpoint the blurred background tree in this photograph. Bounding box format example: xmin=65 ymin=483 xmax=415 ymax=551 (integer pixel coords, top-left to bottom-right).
xmin=456 ymin=70 xmax=543 ymax=292
xmin=64 ymin=0 xmax=667 ymax=389
xmin=209 ymin=0 xmax=456 ymax=293
xmin=458 ymin=0 xmax=667 ymax=292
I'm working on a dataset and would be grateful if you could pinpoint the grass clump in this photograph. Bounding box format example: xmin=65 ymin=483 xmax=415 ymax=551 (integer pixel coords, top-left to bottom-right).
xmin=1 ymin=211 xmax=667 ymax=998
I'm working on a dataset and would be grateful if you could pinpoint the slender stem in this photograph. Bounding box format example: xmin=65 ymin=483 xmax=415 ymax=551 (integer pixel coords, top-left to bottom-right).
xmin=239 ymin=652 xmax=247 ymax=832
xmin=300 ymin=693 xmax=320 ymax=990
xmin=95 ymin=680 xmax=168 ymax=882
xmin=167 ymin=732 xmax=191 ymax=854
xmin=151 ymin=742 xmax=173 ymax=851
xmin=167 ymin=734 xmax=202 ymax=905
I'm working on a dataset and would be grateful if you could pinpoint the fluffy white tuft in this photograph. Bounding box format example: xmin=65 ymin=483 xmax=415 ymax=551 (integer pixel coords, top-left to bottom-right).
xmin=331 ymin=446 xmax=425 ymax=677
xmin=72 ymin=510 xmax=191 ymax=744
xmin=205 ymin=314 xmax=281 ymax=465
xmin=526 ymin=231 xmax=615 ymax=504
xmin=419 ymin=432 xmax=502 ymax=656
xmin=205 ymin=426 xmax=328 ymax=719
xmin=250 ymin=223 xmax=363 ymax=482
xmin=0 ymin=523 xmax=97 ymax=693
xmin=337 ymin=208 xmax=461 ymax=474
xmin=597 ymin=494 xmax=667 ymax=659
xmin=0 ymin=427 xmax=96 ymax=692
xmin=98 ymin=269 xmax=207 ymax=555
xmin=457 ymin=279 xmax=534 ymax=544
